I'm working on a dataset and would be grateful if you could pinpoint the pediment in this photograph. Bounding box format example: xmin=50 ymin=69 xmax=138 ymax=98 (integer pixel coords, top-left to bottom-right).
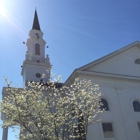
xmin=78 ymin=41 xmax=140 ymax=78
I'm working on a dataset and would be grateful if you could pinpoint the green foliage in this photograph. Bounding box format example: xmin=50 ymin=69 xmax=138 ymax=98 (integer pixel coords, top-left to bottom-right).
xmin=0 ymin=77 xmax=102 ymax=140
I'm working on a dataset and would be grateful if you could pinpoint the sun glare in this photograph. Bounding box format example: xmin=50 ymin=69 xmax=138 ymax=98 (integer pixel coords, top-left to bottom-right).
xmin=0 ymin=2 xmax=6 ymax=16
xmin=0 ymin=0 xmax=27 ymax=37
xmin=0 ymin=7 xmax=6 ymax=17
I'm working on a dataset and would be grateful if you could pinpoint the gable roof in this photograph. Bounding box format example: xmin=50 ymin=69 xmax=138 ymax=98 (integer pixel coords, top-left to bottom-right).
xmin=64 ymin=41 xmax=140 ymax=85
xmin=78 ymin=41 xmax=140 ymax=71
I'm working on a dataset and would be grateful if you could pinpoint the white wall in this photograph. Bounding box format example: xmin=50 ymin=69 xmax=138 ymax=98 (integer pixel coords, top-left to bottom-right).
xmin=79 ymin=75 xmax=140 ymax=140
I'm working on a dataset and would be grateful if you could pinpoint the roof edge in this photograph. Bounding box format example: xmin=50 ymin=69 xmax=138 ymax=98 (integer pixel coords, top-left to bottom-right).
xmin=78 ymin=41 xmax=140 ymax=71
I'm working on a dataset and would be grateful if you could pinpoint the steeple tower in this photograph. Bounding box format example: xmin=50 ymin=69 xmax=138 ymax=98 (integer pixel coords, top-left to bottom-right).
xmin=21 ymin=10 xmax=51 ymax=87
xmin=32 ymin=9 xmax=41 ymax=30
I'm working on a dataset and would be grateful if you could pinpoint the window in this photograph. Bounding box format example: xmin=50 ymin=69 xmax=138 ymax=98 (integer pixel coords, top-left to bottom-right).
xmin=35 ymin=43 xmax=40 ymax=55
xmin=102 ymin=123 xmax=114 ymax=138
xmin=100 ymin=99 xmax=109 ymax=111
xmin=133 ymin=101 xmax=140 ymax=112
xmin=135 ymin=59 xmax=140 ymax=64
xmin=138 ymin=123 xmax=140 ymax=132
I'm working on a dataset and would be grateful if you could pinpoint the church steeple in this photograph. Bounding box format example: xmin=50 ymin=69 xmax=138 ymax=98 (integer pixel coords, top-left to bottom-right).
xmin=21 ymin=10 xmax=51 ymax=87
xmin=32 ymin=9 xmax=41 ymax=31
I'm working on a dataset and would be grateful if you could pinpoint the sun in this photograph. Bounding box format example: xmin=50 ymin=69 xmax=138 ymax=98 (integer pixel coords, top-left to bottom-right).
xmin=0 ymin=0 xmax=6 ymax=16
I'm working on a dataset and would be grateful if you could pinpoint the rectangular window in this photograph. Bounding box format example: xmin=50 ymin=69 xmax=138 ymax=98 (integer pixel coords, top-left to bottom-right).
xmin=138 ymin=123 xmax=140 ymax=132
xmin=102 ymin=123 xmax=114 ymax=138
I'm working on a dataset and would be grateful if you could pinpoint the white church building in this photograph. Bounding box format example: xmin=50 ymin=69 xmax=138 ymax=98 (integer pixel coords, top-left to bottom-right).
xmin=64 ymin=40 xmax=140 ymax=140
xmin=1 ymin=10 xmax=140 ymax=140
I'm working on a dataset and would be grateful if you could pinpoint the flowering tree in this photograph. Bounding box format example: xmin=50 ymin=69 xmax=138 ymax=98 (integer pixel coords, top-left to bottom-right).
xmin=0 ymin=77 xmax=102 ymax=140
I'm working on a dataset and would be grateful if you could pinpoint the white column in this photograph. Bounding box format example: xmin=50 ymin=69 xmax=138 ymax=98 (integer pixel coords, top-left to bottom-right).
xmin=2 ymin=127 xmax=8 ymax=140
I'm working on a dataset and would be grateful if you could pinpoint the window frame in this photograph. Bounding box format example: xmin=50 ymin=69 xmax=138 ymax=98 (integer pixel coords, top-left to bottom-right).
xmin=102 ymin=122 xmax=114 ymax=138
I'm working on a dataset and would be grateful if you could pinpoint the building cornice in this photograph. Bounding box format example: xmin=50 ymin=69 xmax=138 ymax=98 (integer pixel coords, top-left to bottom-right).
xmin=77 ymin=70 xmax=140 ymax=82
xmin=21 ymin=60 xmax=51 ymax=75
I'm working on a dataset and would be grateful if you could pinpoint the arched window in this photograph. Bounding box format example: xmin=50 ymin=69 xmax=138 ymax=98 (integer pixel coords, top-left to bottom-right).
xmin=135 ymin=59 xmax=140 ymax=64
xmin=133 ymin=101 xmax=140 ymax=112
xmin=100 ymin=99 xmax=109 ymax=111
xmin=35 ymin=43 xmax=40 ymax=55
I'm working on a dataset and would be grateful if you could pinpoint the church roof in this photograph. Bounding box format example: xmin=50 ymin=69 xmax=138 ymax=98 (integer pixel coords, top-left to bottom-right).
xmin=64 ymin=41 xmax=140 ymax=85
xmin=32 ymin=9 xmax=41 ymax=31
xmin=77 ymin=41 xmax=140 ymax=71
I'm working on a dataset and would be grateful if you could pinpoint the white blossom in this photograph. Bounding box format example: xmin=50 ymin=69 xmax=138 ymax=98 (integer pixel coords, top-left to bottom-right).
xmin=0 ymin=77 xmax=103 ymax=140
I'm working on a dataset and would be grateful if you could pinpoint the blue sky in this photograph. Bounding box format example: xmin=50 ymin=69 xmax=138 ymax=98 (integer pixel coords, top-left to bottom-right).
xmin=0 ymin=0 xmax=140 ymax=139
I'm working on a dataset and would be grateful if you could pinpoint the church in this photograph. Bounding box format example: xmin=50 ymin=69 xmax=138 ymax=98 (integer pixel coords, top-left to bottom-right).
xmin=1 ymin=10 xmax=140 ymax=140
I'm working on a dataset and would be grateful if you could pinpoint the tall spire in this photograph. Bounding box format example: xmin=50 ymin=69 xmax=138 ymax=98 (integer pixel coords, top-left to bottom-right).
xmin=32 ymin=9 xmax=41 ymax=30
